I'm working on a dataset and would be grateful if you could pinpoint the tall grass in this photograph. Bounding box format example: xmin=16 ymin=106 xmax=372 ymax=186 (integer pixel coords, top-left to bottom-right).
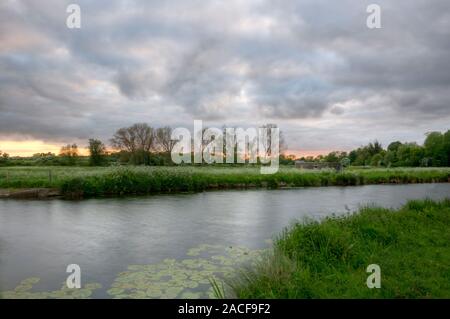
xmin=228 ymin=199 xmax=450 ymax=298
xmin=0 ymin=166 xmax=449 ymax=197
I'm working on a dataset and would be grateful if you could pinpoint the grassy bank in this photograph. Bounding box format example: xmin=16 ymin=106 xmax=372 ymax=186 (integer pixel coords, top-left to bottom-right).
xmin=0 ymin=166 xmax=449 ymax=197
xmin=229 ymin=199 xmax=450 ymax=298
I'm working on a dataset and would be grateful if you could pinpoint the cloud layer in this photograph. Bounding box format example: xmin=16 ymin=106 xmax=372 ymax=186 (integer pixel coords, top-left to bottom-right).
xmin=1 ymin=0 xmax=450 ymax=154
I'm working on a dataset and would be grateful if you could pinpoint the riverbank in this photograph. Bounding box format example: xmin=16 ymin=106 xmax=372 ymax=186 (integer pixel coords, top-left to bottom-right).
xmin=0 ymin=166 xmax=449 ymax=198
xmin=229 ymin=199 xmax=450 ymax=298
xmin=0 ymin=188 xmax=61 ymax=199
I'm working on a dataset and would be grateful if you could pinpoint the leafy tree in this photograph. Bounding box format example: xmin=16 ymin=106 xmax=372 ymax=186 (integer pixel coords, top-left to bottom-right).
xmin=59 ymin=144 xmax=79 ymax=165
xmin=324 ymin=151 xmax=347 ymax=163
xmin=387 ymin=141 xmax=402 ymax=152
xmin=384 ymin=151 xmax=396 ymax=167
xmin=279 ymin=154 xmax=297 ymax=165
xmin=348 ymin=150 xmax=358 ymax=163
xmin=340 ymin=157 xmax=351 ymax=167
xmin=367 ymin=140 xmax=383 ymax=156
xmin=384 ymin=141 xmax=402 ymax=167
xmin=0 ymin=150 xmax=9 ymax=166
xmin=443 ymin=130 xmax=450 ymax=167
xmin=315 ymin=154 xmax=325 ymax=162
xmin=370 ymin=153 xmax=384 ymax=167
xmin=88 ymin=139 xmax=107 ymax=166
xmin=32 ymin=152 xmax=58 ymax=166
xmin=349 ymin=141 xmax=384 ymax=166
xmin=352 ymin=147 xmax=371 ymax=166
xmin=396 ymin=143 xmax=424 ymax=167
xmin=324 ymin=152 xmax=339 ymax=163
xmin=424 ymin=132 xmax=446 ymax=166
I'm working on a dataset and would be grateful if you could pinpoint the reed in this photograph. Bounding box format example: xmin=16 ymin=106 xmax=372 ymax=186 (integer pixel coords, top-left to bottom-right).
xmin=0 ymin=166 xmax=448 ymax=197
xmin=228 ymin=199 xmax=450 ymax=298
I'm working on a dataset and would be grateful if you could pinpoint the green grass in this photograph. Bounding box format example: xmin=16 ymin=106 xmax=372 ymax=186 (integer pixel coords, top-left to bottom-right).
xmin=228 ymin=199 xmax=450 ymax=298
xmin=0 ymin=166 xmax=449 ymax=197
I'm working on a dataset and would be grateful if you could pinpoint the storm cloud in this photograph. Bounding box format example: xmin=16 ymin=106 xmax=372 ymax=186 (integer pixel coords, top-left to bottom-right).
xmin=1 ymin=0 xmax=449 ymax=153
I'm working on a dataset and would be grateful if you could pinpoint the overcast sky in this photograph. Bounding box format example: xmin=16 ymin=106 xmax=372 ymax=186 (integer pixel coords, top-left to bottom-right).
xmin=1 ymin=0 xmax=450 ymax=156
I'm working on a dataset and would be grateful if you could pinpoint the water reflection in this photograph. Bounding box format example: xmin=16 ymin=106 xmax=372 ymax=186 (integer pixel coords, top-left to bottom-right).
xmin=1 ymin=183 xmax=449 ymax=298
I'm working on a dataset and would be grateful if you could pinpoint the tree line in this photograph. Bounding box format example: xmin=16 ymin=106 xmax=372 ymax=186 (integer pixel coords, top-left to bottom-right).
xmin=1 ymin=127 xmax=449 ymax=167
xmin=0 ymin=123 xmax=286 ymax=166
xmin=298 ymin=130 xmax=450 ymax=167
xmin=40 ymin=125 xmax=178 ymax=166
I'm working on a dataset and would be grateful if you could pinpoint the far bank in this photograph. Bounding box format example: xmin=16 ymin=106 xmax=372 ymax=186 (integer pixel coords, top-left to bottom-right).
xmin=0 ymin=166 xmax=449 ymax=199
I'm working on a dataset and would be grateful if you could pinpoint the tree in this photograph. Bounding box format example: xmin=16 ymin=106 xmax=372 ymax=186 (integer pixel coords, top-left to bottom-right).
xmin=32 ymin=152 xmax=58 ymax=165
xmin=279 ymin=154 xmax=297 ymax=165
xmin=88 ymin=139 xmax=107 ymax=166
xmin=396 ymin=143 xmax=424 ymax=167
xmin=324 ymin=151 xmax=339 ymax=163
xmin=367 ymin=140 xmax=383 ymax=156
xmin=348 ymin=150 xmax=358 ymax=163
xmin=387 ymin=141 xmax=402 ymax=152
xmin=370 ymin=153 xmax=384 ymax=167
xmin=384 ymin=141 xmax=403 ymax=167
xmin=59 ymin=144 xmax=79 ymax=165
xmin=352 ymin=147 xmax=371 ymax=166
xmin=110 ymin=123 xmax=155 ymax=165
xmin=324 ymin=151 xmax=347 ymax=163
xmin=424 ymin=132 xmax=446 ymax=166
xmin=384 ymin=150 xmax=397 ymax=167
xmin=315 ymin=154 xmax=325 ymax=162
xmin=350 ymin=141 xmax=384 ymax=166
xmin=444 ymin=130 xmax=450 ymax=166
xmin=0 ymin=150 xmax=9 ymax=166
xmin=259 ymin=124 xmax=287 ymax=156
xmin=155 ymin=126 xmax=177 ymax=153
xmin=33 ymin=152 xmax=56 ymax=158
xmin=340 ymin=157 xmax=351 ymax=167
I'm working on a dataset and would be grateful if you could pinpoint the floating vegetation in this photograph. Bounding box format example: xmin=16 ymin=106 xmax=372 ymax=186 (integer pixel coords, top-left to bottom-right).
xmin=1 ymin=243 xmax=268 ymax=299
xmin=1 ymin=278 xmax=102 ymax=299
xmin=107 ymin=244 xmax=267 ymax=299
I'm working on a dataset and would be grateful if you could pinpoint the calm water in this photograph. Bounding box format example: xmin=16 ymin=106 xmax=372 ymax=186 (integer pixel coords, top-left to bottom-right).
xmin=1 ymin=183 xmax=449 ymax=298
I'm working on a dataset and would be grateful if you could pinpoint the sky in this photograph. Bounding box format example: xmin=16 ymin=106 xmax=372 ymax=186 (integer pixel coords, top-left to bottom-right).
xmin=1 ymin=0 xmax=450 ymax=157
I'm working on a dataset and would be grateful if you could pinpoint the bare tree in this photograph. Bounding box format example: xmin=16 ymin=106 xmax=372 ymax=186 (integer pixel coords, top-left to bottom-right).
xmin=111 ymin=123 xmax=155 ymax=152
xmin=155 ymin=126 xmax=177 ymax=153
xmin=110 ymin=123 xmax=155 ymax=164
xmin=259 ymin=124 xmax=287 ymax=156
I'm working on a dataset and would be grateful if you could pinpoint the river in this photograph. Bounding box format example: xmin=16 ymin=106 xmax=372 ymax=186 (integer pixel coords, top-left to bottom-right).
xmin=1 ymin=183 xmax=449 ymax=298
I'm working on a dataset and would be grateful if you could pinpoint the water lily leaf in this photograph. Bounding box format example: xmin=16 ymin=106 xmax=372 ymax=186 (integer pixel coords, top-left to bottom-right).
xmin=107 ymin=288 xmax=125 ymax=296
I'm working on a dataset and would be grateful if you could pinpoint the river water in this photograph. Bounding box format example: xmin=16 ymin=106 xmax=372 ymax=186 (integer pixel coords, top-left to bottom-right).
xmin=0 ymin=183 xmax=449 ymax=298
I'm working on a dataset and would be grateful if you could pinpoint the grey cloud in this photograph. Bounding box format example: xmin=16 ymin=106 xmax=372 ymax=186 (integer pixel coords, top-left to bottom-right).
xmin=0 ymin=0 xmax=449 ymax=151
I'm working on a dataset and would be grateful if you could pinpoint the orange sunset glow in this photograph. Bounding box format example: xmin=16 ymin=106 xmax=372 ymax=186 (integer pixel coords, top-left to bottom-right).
xmin=0 ymin=140 xmax=88 ymax=157
xmin=0 ymin=141 xmax=327 ymax=158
